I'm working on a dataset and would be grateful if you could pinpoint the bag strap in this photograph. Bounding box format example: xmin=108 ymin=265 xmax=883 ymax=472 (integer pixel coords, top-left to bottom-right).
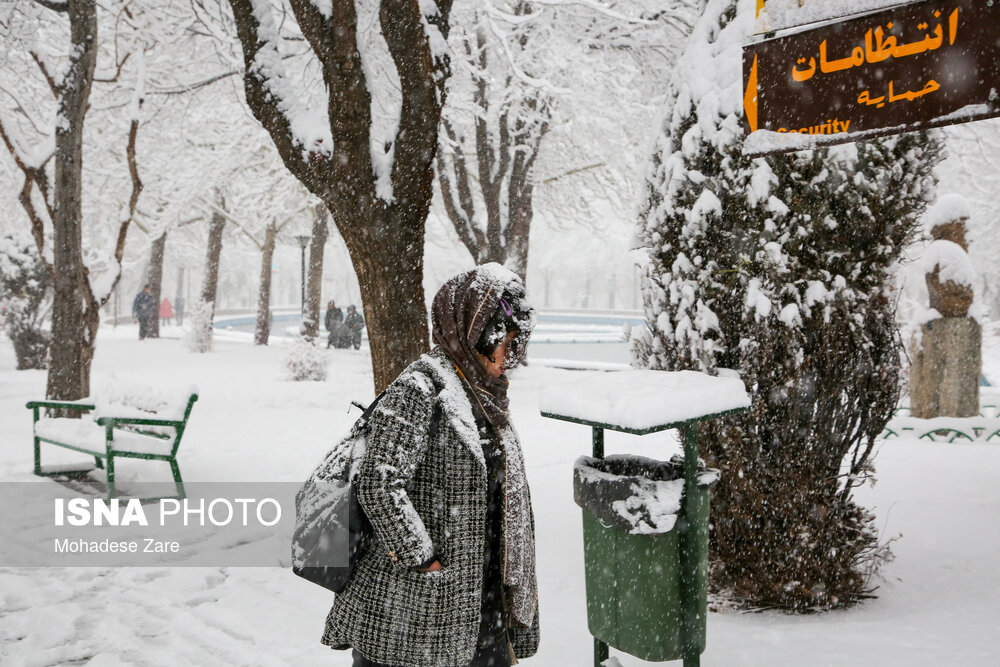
xmin=344 ymin=387 xmax=442 ymax=466
xmin=344 ymin=390 xmax=386 ymax=466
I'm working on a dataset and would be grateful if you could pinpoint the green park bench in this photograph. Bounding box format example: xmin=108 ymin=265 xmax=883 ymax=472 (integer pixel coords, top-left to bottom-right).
xmin=881 ymin=390 xmax=1000 ymax=442
xmin=880 ymin=415 xmax=1000 ymax=442
xmin=27 ymin=386 xmax=198 ymax=501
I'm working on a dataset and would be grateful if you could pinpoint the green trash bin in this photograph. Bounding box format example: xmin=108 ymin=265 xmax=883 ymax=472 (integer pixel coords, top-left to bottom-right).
xmin=573 ymin=454 xmax=718 ymax=662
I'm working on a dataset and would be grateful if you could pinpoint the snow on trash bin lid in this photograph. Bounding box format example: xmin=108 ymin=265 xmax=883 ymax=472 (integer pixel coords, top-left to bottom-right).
xmin=573 ymin=455 xmax=719 ymax=535
xmin=540 ymin=369 xmax=749 ymax=431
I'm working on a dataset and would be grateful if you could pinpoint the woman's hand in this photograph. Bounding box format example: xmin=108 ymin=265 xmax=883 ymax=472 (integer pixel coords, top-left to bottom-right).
xmin=416 ymin=560 xmax=442 ymax=573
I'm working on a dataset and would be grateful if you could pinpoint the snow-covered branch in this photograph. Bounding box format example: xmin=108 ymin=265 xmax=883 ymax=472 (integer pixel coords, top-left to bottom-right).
xmin=227 ymin=0 xmax=331 ymax=195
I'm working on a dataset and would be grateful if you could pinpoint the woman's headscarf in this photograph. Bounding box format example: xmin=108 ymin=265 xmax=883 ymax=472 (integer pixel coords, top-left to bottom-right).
xmin=431 ymin=263 xmax=535 ymax=430
xmin=430 ymin=263 xmax=539 ymax=628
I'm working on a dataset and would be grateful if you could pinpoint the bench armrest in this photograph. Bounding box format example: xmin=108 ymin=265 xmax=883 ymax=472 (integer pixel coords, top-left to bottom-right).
xmin=96 ymin=416 xmax=182 ymax=428
xmin=26 ymin=400 xmax=96 ymax=411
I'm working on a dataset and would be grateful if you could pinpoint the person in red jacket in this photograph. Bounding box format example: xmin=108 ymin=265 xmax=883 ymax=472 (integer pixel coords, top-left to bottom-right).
xmin=159 ymin=297 xmax=174 ymax=326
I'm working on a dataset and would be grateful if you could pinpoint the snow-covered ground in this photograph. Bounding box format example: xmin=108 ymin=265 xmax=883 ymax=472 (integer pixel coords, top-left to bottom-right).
xmin=1 ymin=324 xmax=998 ymax=666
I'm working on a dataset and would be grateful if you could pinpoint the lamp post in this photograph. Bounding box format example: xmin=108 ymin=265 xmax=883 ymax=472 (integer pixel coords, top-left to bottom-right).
xmin=295 ymin=235 xmax=310 ymax=316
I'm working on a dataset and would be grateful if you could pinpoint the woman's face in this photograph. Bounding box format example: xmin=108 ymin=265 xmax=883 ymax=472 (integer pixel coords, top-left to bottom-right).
xmin=480 ymin=330 xmax=518 ymax=379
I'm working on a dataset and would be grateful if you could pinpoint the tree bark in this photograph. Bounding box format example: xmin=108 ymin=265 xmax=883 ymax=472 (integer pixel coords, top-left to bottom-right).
xmin=228 ymin=0 xmax=453 ymax=392
xmin=146 ymin=232 xmax=167 ymax=338
xmin=301 ymin=206 xmax=329 ymax=340
xmin=46 ymin=0 xmax=98 ymax=401
xmin=504 ymin=180 xmax=533 ymax=284
xmin=200 ymin=200 xmax=226 ymax=320
xmin=255 ymin=222 xmax=277 ymax=345
xmin=3 ymin=0 xmax=139 ymax=398
xmin=175 ymin=265 xmax=185 ymax=317
xmin=348 ymin=227 xmax=429 ymax=391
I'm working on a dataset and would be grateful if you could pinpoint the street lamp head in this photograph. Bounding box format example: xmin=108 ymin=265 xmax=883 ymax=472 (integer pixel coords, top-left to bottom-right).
xmin=295 ymin=235 xmax=311 ymax=249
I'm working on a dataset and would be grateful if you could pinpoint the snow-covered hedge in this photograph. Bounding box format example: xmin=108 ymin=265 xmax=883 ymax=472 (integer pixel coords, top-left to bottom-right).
xmin=284 ymin=335 xmax=329 ymax=382
xmin=0 ymin=231 xmax=50 ymax=369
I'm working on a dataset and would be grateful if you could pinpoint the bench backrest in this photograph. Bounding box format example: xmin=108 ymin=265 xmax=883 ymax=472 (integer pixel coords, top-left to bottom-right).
xmin=95 ymin=384 xmax=199 ymax=442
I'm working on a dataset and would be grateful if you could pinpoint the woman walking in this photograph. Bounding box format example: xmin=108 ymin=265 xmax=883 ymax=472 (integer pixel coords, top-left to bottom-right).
xmin=322 ymin=263 xmax=539 ymax=666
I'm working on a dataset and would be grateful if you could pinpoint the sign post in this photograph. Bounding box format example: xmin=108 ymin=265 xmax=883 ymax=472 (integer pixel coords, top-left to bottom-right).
xmin=743 ymin=0 xmax=1000 ymax=157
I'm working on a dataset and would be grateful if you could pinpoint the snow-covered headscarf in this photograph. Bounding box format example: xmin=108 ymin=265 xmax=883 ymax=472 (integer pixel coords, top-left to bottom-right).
xmin=430 ymin=263 xmax=538 ymax=628
xmin=431 ymin=263 xmax=536 ymax=430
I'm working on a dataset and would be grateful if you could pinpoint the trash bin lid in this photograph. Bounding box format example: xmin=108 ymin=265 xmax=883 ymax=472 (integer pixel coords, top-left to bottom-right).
xmin=541 ymin=369 xmax=750 ymax=432
xmin=573 ymin=454 xmax=719 ymax=535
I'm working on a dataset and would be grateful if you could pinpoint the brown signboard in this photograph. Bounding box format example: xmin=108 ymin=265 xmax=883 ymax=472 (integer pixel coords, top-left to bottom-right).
xmin=742 ymin=0 xmax=1000 ymax=157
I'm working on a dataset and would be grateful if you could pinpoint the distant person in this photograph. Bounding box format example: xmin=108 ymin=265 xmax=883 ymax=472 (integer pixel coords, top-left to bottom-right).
xmin=324 ymin=300 xmax=344 ymax=349
xmin=344 ymin=304 xmax=365 ymax=350
xmin=132 ymin=284 xmax=157 ymax=340
xmin=159 ymin=297 xmax=174 ymax=326
xmin=175 ymin=296 xmax=185 ymax=326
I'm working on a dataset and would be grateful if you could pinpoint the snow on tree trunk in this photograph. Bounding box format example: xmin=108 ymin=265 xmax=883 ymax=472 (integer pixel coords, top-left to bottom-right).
xmin=301 ymin=206 xmax=328 ymax=341
xmin=146 ymin=232 xmax=167 ymax=339
xmin=184 ymin=298 xmax=215 ymax=354
xmin=254 ymin=222 xmax=277 ymax=346
xmin=633 ymin=0 xmax=943 ymax=610
xmin=2 ymin=1 xmax=143 ymax=400
xmin=227 ymin=0 xmax=453 ymax=392
xmin=189 ymin=201 xmax=226 ymax=354
xmin=199 ymin=202 xmax=226 ymax=320
xmin=47 ymin=0 xmax=98 ymax=402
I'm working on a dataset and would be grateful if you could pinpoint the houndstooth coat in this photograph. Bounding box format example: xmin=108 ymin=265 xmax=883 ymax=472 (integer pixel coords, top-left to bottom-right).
xmin=321 ymin=348 xmax=540 ymax=666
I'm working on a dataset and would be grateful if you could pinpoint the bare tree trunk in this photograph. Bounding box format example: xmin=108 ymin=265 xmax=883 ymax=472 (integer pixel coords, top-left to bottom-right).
xmin=46 ymin=0 xmax=97 ymax=401
xmin=301 ymin=206 xmax=329 ymax=340
xmin=348 ymin=226 xmax=429 ymax=391
xmin=175 ymin=266 xmax=184 ymax=300
xmin=2 ymin=1 xmax=140 ymax=397
xmin=255 ymin=222 xmax=277 ymax=345
xmin=175 ymin=265 xmax=185 ymax=324
xmin=505 ymin=181 xmax=533 ymax=284
xmin=146 ymin=232 xmax=167 ymax=338
xmin=200 ymin=203 xmax=226 ymax=320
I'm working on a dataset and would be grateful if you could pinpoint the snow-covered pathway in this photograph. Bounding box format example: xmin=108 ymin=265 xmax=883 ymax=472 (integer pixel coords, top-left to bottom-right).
xmin=1 ymin=327 xmax=997 ymax=666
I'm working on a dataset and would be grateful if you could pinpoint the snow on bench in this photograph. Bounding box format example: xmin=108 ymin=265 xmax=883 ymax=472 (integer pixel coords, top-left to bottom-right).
xmin=539 ymin=369 xmax=750 ymax=432
xmin=27 ymin=383 xmax=199 ymax=501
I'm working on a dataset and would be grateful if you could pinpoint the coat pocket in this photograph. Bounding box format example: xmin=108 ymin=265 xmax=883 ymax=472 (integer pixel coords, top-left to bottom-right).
xmin=384 ymin=566 xmax=454 ymax=650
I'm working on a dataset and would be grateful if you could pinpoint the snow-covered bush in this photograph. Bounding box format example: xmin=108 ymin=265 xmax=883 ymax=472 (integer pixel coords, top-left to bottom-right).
xmin=184 ymin=299 xmax=215 ymax=353
xmin=284 ymin=334 xmax=329 ymax=381
xmin=634 ymin=0 xmax=942 ymax=609
xmin=0 ymin=231 xmax=50 ymax=369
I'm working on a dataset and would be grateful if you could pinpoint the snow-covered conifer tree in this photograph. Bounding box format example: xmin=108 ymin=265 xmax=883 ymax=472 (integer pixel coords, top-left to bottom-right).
xmin=0 ymin=231 xmax=51 ymax=369
xmin=633 ymin=0 xmax=943 ymax=609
